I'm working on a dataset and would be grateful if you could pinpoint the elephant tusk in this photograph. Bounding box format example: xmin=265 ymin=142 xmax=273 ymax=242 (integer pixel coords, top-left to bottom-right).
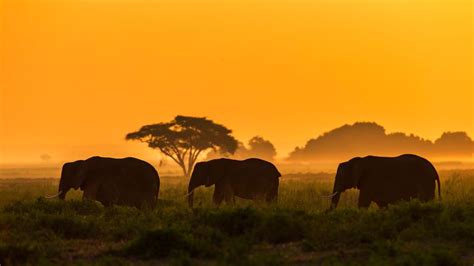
xmin=44 ymin=191 xmax=62 ymax=199
xmin=320 ymin=191 xmax=339 ymax=198
xmin=183 ymin=190 xmax=194 ymax=197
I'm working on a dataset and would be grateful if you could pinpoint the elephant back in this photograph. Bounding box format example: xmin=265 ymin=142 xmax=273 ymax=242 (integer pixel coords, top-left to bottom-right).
xmin=242 ymin=158 xmax=281 ymax=178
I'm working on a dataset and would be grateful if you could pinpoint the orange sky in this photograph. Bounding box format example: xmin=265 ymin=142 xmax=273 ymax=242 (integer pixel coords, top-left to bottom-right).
xmin=1 ymin=0 xmax=473 ymax=165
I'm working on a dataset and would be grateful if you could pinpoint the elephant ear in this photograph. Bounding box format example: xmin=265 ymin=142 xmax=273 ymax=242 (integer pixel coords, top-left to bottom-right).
xmin=74 ymin=161 xmax=89 ymax=190
xmin=60 ymin=161 xmax=85 ymax=190
xmin=194 ymin=162 xmax=210 ymax=187
xmin=351 ymin=158 xmax=365 ymax=189
xmin=206 ymin=159 xmax=229 ymax=186
xmin=336 ymin=162 xmax=351 ymax=191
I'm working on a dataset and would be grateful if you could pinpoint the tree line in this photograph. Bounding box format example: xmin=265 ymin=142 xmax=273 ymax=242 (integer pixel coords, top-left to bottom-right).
xmin=126 ymin=116 xmax=473 ymax=177
xmin=289 ymin=122 xmax=474 ymax=162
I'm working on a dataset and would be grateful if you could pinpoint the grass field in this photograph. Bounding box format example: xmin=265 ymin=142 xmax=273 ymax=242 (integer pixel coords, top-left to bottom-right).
xmin=0 ymin=170 xmax=473 ymax=265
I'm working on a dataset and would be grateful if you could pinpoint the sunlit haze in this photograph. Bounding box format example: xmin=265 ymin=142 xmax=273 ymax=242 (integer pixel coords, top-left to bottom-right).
xmin=1 ymin=0 xmax=472 ymax=166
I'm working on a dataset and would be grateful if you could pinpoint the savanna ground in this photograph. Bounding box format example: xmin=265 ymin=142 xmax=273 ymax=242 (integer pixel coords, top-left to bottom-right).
xmin=0 ymin=170 xmax=473 ymax=265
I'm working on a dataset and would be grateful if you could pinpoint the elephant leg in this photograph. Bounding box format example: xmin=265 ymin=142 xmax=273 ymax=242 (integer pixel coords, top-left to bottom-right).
xmin=100 ymin=200 xmax=112 ymax=207
xmin=266 ymin=192 xmax=277 ymax=203
xmin=213 ymin=193 xmax=224 ymax=206
xmin=83 ymin=187 xmax=93 ymax=200
xmin=82 ymin=181 xmax=100 ymax=201
xmin=358 ymin=190 xmax=371 ymax=208
xmin=223 ymin=185 xmax=234 ymax=205
xmin=418 ymin=186 xmax=435 ymax=202
xmin=218 ymin=179 xmax=234 ymax=205
xmin=96 ymin=182 xmax=120 ymax=207
xmin=212 ymin=186 xmax=225 ymax=206
xmin=376 ymin=201 xmax=389 ymax=208
xmin=95 ymin=188 xmax=111 ymax=207
xmin=266 ymin=181 xmax=279 ymax=203
xmin=224 ymin=194 xmax=233 ymax=204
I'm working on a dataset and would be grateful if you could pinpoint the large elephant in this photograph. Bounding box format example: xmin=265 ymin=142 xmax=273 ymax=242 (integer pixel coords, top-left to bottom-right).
xmin=187 ymin=158 xmax=281 ymax=208
xmin=329 ymin=154 xmax=441 ymax=209
xmin=49 ymin=156 xmax=160 ymax=208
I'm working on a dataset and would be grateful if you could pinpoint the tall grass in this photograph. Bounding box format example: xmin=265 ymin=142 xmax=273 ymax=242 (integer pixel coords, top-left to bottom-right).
xmin=0 ymin=170 xmax=473 ymax=265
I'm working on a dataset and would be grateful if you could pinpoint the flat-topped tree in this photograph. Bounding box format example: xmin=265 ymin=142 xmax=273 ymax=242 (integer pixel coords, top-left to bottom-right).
xmin=126 ymin=115 xmax=238 ymax=178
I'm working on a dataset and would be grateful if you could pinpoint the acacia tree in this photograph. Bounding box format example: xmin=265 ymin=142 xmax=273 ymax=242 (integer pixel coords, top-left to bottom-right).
xmin=126 ymin=115 xmax=238 ymax=178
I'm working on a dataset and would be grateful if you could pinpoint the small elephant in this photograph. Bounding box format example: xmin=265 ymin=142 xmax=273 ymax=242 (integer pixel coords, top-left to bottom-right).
xmin=50 ymin=156 xmax=160 ymax=208
xmin=329 ymin=154 xmax=441 ymax=209
xmin=187 ymin=158 xmax=281 ymax=207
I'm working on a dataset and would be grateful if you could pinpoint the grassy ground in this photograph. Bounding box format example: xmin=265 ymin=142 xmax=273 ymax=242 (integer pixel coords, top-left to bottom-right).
xmin=0 ymin=170 xmax=473 ymax=265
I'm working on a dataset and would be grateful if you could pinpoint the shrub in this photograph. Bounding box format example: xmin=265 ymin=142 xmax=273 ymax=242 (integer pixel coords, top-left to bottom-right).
xmin=194 ymin=207 xmax=262 ymax=237
xmin=124 ymin=227 xmax=212 ymax=259
xmin=256 ymin=210 xmax=309 ymax=243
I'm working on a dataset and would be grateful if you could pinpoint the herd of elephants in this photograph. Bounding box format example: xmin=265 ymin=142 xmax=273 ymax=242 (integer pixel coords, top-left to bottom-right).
xmin=46 ymin=154 xmax=441 ymax=210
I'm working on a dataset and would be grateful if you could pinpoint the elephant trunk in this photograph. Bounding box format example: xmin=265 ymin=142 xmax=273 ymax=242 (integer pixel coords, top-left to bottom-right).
xmin=187 ymin=188 xmax=194 ymax=208
xmin=58 ymin=190 xmax=66 ymax=200
xmin=58 ymin=182 xmax=69 ymax=200
xmin=329 ymin=191 xmax=341 ymax=210
xmin=187 ymin=169 xmax=202 ymax=208
xmin=329 ymin=171 xmax=342 ymax=210
xmin=187 ymin=178 xmax=199 ymax=208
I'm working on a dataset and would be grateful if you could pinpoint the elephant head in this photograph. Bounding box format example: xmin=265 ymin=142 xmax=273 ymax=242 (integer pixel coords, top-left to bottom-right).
xmin=330 ymin=157 xmax=364 ymax=209
xmin=187 ymin=160 xmax=224 ymax=208
xmin=56 ymin=160 xmax=88 ymax=200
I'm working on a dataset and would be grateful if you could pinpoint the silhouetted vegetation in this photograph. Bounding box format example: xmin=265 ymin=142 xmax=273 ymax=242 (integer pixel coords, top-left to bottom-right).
xmin=207 ymin=136 xmax=277 ymax=161
xmin=0 ymin=172 xmax=473 ymax=265
xmin=126 ymin=116 xmax=238 ymax=177
xmin=289 ymin=122 xmax=474 ymax=162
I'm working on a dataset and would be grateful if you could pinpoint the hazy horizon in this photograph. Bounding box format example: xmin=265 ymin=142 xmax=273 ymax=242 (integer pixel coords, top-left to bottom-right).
xmin=1 ymin=0 xmax=473 ymax=165
xmin=1 ymin=121 xmax=473 ymax=179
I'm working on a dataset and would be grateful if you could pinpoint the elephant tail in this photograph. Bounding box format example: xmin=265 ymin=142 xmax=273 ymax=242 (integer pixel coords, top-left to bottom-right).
xmin=154 ymin=172 xmax=160 ymax=202
xmin=155 ymin=178 xmax=160 ymax=201
xmin=436 ymin=175 xmax=441 ymax=200
xmin=427 ymin=161 xmax=441 ymax=201
xmin=435 ymin=172 xmax=441 ymax=201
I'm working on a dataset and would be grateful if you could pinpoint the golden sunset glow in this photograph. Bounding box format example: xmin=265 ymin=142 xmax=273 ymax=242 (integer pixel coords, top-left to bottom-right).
xmin=1 ymin=0 xmax=472 ymax=165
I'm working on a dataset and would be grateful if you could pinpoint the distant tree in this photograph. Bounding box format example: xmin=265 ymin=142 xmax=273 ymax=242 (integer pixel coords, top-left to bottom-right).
xmin=434 ymin=132 xmax=474 ymax=157
xmin=289 ymin=122 xmax=390 ymax=161
xmin=40 ymin=154 xmax=51 ymax=162
xmin=126 ymin=115 xmax=238 ymax=178
xmin=206 ymin=141 xmax=247 ymax=160
xmin=232 ymin=142 xmax=249 ymax=158
xmin=247 ymin=136 xmax=277 ymax=161
xmin=288 ymin=122 xmax=473 ymax=162
xmin=206 ymin=136 xmax=277 ymax=161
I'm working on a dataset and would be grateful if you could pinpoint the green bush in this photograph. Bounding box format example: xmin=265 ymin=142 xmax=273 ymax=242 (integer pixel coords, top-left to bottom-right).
xmin=194 ymin=207 xmax=262 ymax=237
xmin=124 ymin=227 xmax=212 ymax=258
xmin=0 ymin=242 xmax=42 ymax=265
